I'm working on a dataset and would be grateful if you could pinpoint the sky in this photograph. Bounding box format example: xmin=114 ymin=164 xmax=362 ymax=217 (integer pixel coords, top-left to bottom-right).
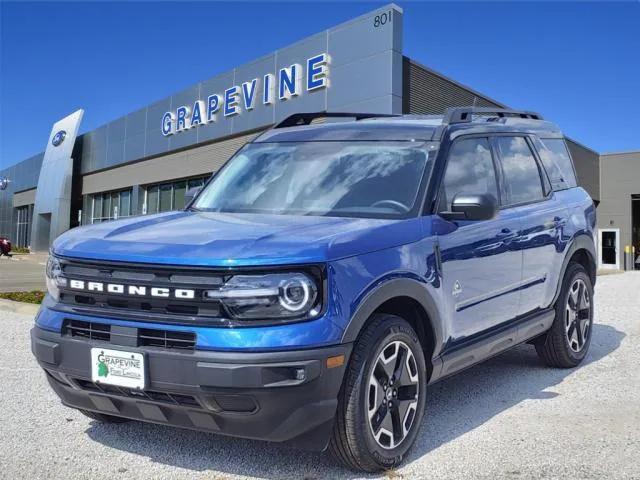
xmin=1 ymin=1 xmax=639 ymax=170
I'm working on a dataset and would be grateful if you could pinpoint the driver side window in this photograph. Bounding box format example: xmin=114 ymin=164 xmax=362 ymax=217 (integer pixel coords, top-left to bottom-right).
xmin=438 ymin=137 xmax=499 ymax=212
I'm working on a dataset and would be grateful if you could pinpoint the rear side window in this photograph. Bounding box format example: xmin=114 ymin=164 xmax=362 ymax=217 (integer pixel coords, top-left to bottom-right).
xmin=495 ymin=136 xmax=545 ymax=206
xmin=438 ymin=137 xmax=498 ymax=212
xmin=537 ymin=138 xmax=578 ymax=190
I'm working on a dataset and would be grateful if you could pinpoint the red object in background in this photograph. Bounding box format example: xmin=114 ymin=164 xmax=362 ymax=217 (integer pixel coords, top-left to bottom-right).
xmin=0 ymin=237 xmax=11 ymax=256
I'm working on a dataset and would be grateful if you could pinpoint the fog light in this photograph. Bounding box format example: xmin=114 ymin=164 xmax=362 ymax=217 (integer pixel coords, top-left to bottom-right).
xmin=294 ymin=368 xmax=306 ymax=381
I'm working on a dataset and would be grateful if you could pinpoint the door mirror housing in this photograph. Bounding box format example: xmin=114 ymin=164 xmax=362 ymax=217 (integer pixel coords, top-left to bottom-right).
xmin=185 ymin=186 xmax=203 ymax=207
xmin=441 ymin=193 xmax=498 ymax=222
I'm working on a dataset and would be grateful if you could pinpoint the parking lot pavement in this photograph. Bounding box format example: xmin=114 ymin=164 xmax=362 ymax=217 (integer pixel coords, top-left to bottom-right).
xmin=0 ymin=253 xmax=47 ymax=292
xmin=1 ymin=273 xmax=638 ymax=480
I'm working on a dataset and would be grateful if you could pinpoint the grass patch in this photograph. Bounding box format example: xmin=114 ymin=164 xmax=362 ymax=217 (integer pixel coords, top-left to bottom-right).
xmin=0 ymin=290 xmax=45 ymax=304
xmin=11 ymin=246 xmax=30 ymax=254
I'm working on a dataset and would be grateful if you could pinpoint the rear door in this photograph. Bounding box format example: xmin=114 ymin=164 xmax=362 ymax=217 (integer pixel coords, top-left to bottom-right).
xmin=493 ymin=135 xmax=567 ymax=316
xmin=436 ymin=136 xmax=523 ymax=346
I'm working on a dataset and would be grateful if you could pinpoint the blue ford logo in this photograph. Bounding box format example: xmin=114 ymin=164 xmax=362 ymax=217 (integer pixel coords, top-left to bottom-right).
xmin=52 ymin=130 xmax=67 ymax=147
xmin=0 ymin=177 xmax=8 ymax=191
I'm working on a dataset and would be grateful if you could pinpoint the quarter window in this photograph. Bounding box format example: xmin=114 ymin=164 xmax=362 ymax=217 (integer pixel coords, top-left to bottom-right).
xmin=537 ymin=138 xmax=578 ymax=190
xmin=438 ymin=137 xmax=498 ymax=212
xmin=495 ymin=137 xmax=544 ymax=205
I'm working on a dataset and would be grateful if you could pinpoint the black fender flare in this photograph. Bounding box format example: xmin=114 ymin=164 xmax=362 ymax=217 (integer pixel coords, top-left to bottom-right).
xmin=552 ymin=234 xmax=597 ymax=305
xmin=340 ymin=277 xmax=444 ymax=358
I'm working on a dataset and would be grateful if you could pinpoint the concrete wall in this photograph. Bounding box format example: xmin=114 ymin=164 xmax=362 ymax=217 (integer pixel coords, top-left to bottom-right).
xmin=566 ymin=139 xmax=600 ymax=202
xmin=597 ymin=151 xmax=640 ymax=268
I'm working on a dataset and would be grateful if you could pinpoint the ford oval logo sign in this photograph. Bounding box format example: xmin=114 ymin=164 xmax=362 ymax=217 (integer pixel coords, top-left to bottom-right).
xmin=0 ymin=177 xmax=9 ymax=191
xmin=52 ymin=130 xmax=67 ymax=147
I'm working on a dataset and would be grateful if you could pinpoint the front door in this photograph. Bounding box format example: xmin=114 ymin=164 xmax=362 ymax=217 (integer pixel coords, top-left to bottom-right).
xmin=435 ymin=137 xmax=523 ymax=347
xmin=599 ymin=228 xmax=620 ymax=270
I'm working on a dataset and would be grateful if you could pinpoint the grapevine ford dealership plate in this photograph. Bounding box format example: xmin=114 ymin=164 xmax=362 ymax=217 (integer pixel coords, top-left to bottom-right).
xmin=91 ymin=348 xmax=145 ymax=389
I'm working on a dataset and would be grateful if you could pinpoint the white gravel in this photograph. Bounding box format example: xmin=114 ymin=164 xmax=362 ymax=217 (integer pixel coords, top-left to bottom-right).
xmin=1 ymin=272 xmax=638 ymax=479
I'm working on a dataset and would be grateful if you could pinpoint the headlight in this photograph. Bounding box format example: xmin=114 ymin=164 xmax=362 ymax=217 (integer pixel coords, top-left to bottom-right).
xmin=205 ymin=273 xmax=320 ymax=320
xmin=45 ymin=256 xmax=67 ymax=301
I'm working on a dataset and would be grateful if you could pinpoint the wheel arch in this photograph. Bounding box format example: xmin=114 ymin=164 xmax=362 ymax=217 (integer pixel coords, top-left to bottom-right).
xmin=341 ymin=278 xmax=443 ymax=381
xmin=553 ymin=234 xmax=597 ymax=305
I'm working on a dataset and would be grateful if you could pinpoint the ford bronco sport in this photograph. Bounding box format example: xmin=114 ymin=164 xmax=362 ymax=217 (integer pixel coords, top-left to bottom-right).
xmin=32 ymin=108 xmax=596 ymax=472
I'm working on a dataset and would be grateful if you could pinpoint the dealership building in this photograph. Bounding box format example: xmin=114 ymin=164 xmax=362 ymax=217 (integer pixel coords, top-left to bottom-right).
xmin=1 ymin=4 xmax=632 ymax=269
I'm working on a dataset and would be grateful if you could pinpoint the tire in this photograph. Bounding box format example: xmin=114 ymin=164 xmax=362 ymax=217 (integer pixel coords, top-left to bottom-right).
xmin=536 ymin=262 xmax=594 ymax=368
xmin=78 ymin=409 xmax=131 ymax=424
xmin=329 ymin=314 xmax=427 ymax=472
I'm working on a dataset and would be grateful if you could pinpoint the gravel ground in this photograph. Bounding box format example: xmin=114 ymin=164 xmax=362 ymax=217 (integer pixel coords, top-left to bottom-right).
xmin=1 ymin=272 xmax=638 ymax=480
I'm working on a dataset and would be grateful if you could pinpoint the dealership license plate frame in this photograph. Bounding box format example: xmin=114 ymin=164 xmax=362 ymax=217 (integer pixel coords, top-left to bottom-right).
xmin=91 ymin=347 xmax=146 ymax=390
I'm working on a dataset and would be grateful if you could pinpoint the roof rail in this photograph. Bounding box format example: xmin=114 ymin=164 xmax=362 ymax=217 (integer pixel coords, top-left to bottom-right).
xmin=443 ymin=107 xmax=543 ymax=125
xmin=274 ymin=111 xmax=398 ymax=129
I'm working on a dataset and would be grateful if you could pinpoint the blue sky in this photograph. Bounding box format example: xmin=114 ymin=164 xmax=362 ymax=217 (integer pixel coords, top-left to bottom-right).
xmin=1 ymin=1 xmax=639 ymax=169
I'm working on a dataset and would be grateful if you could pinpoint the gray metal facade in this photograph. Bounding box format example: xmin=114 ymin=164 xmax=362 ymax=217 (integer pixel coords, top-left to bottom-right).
xmin=78 ymin=4 xmax=403 ymax=177
xmin=597 ymin=151 xmax=640 ymax=267
xmin=0 ymin=153 xmax=43 ymax=242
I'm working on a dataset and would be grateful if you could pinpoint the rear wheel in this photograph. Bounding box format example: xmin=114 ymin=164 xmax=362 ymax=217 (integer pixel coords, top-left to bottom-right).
xmin=78 ymin=409 xmax=131 ymax=424
xmin=536 ymin=262 xmax=594 ymax=368
xmin=329 ymin=314 xmax=427 ymax=472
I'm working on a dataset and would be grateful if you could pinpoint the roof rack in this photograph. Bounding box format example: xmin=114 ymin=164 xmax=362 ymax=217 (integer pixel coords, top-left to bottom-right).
xmin=274 ymin=111 xmax=399 ymax=129
xmin=443 ymin=107 xmax=543 ymax=125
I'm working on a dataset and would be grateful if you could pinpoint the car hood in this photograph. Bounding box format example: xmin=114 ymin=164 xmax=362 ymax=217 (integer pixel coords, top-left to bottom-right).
xmin=52 ymin=211 xmax=422 ymax=266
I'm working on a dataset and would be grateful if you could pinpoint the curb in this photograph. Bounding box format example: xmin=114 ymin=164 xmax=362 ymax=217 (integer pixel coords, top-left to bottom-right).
xmin=0 ymin=298 xmax=40 ymax=316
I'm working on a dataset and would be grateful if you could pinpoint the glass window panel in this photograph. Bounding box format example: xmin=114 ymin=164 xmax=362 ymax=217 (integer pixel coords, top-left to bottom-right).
xmin=93 ymin=196 xmax=102 ymax=221
xmin=147 ymin=186 xmax=159 ymax=215
xmin=439 ymin=138 xmax=498 ymax=212
xmin=538 ymin=138 xmax=578 ymax=190
xmin=496 ymin=137 xmax=544 ymax=205
xmin=120 ymin=190 xmax=131 ymax=217
xmin=102 ymin=193 xmax=111 ymax=218
xmin=173 ymin=181 xmax=187 ymax=210
xmin=188 ymin=177 xmax=205 ymax=189
xmin=111 ymin=192 xmax=119 ymax=219
xmin=159 ymin=184 xmax=172 ymax=212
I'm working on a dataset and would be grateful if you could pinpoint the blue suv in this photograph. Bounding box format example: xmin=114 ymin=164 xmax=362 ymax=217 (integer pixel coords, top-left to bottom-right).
xmin=32 ymin=108 xmax=596 ymax=472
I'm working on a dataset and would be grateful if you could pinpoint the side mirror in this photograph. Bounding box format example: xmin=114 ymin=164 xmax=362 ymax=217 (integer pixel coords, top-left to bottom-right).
xmin=441 ymin=193 xmax=498 ymax=221
xmin=185 ymin=186 xmax=202 ymax=207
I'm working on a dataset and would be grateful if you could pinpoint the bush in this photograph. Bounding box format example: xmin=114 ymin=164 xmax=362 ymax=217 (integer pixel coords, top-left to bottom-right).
xmin=12 ymin=246 xmax=30 ymax=254
xmin=0 ymin=290 xmax=45 ymax=304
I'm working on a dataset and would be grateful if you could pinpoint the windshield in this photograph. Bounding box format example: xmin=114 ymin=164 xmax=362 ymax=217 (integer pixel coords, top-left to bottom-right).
xmin=193 ymin=141 xmax=436 ymax=219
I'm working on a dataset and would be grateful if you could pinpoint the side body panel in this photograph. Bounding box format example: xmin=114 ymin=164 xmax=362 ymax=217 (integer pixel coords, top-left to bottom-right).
xmin=512 ymin=193 xmax=569 ymax=316
xmin=433 ymin=209 xmax=523 ymax=349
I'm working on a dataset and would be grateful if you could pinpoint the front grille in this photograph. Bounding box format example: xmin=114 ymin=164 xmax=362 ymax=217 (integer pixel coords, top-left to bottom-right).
xmin=138 ymin=328 xmax=196 ymax=350
xmin=65 ymin=319 xmax=110 ymax=342
xmin=73 ymin=378 xmax=200 ymax=408
xmin=63 ymin=319 xmax=196 ymax=350
xmin=57 ymin=258 xmax=227 ymax=323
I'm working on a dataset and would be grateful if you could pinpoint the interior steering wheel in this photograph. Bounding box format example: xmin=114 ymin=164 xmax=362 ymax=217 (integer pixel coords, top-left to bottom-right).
xmin=370 ymin=199 xmax=410 ymax=213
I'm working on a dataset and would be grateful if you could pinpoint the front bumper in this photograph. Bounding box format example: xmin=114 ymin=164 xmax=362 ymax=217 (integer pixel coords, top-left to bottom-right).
xmin=31 ymin=325 xmax=351 ymax=450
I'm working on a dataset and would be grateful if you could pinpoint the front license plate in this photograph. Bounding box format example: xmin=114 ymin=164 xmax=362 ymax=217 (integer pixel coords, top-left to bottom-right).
xmin=91 ymin=347 xmax=145 ymax=389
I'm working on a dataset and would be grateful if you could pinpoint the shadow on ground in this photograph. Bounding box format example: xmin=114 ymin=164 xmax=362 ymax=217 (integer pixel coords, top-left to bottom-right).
xmin=85 ymin=324 xmax=624 ymax=479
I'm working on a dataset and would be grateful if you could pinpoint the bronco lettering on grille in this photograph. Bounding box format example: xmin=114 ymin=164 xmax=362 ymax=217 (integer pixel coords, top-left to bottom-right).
xmin=68 ymin=279 xmax=195 ymax=299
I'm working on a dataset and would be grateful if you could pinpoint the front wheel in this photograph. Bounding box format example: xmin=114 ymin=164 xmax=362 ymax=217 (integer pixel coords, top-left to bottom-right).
xmin=329 ymin=314 xmax=427 ymax=472
xmin=536 ymin=262 xmax=594 ymax=368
